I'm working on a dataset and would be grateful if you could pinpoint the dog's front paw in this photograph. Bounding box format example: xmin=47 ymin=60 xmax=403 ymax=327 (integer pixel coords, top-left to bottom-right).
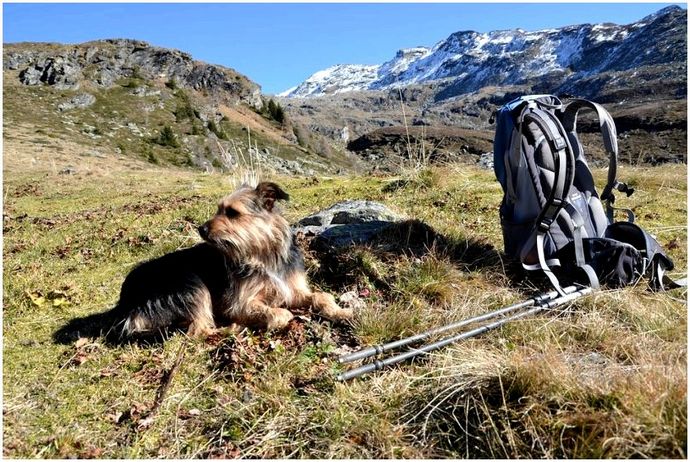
xmin=313 ymin=292 xmax=354 ymax=321
xmin=267 ymin=308 xmax=294 ymax=331
xmin=331 ymin=307 xmax=354 ymax=321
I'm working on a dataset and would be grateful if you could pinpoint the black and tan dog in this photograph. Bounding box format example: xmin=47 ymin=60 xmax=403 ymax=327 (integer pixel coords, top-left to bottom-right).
xmin=113 ymin=182 xmax=352 ymax=339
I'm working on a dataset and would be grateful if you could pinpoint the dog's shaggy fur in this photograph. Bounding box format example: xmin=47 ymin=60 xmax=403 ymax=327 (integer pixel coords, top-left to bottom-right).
xmin=114 ymin=182 xmax=352 ymax=338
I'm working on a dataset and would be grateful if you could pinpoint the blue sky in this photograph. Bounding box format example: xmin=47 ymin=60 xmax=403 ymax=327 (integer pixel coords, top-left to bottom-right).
xmin=3 ymin=3 xmax=683 ymax=94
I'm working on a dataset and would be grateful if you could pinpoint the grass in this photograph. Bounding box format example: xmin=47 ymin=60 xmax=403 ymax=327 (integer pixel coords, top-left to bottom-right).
xmin=3 ymin=156 xmax=687 ymax=458
xmin=2 ymin=70 xmax=355 ymax=174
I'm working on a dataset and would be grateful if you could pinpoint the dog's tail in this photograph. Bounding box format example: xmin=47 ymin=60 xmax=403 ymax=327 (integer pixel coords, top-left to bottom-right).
xmin=52 ymin=305 xmax=124 ymax=345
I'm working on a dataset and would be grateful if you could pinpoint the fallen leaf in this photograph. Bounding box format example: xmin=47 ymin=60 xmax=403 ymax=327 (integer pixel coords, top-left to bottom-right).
xmin=107 ymin=412 xmax=124 ymax=424
xmin=80 ymin=446 xmax=104 ymax=459
xmin=26 ymin=290 xmax=45 ymax=307
xmin=137 ymin=416 xmax=155 ymax=430
xmin=70 ymin=352 xmax=89 ymax=366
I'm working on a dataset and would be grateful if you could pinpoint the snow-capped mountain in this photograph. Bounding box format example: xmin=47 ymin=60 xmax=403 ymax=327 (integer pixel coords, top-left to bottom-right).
xmin=281 ymin=5 xmax=686 ymax=99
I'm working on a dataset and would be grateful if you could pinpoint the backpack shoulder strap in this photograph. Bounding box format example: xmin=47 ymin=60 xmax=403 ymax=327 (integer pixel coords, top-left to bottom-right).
xmin=520 ymin=104 xmax=577 ymax=294
xmin=560 ymin=99 xmax=633 ymax=223
xmin=523 ymin=107 xmax=574 ymax=227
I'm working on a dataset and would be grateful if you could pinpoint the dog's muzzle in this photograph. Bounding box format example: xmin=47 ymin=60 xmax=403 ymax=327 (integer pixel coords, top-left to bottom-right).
xmin=198 ymin=223 xmax=210 ymax=240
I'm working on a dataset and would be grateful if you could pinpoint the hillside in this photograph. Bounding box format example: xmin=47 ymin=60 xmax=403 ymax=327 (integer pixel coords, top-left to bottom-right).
xmin=279 ymin=6 xmax=687 ymax=170
xmin=3 ymin=39 xmax=361 ymax=175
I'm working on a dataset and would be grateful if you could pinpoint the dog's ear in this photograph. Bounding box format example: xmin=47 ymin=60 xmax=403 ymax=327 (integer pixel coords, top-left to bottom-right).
xmin=255 ymin=182 xmax=289 ymax=211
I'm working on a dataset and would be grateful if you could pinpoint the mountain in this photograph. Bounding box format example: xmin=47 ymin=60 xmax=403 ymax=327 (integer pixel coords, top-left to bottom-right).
xmin=6 ymin=39 xmax=263 ymax=107
xmin=281 ymin=6 xmax=686 ymax=101
xmin=3 ymin=39 xmax=360 ymax=174
xmin=275 ymin=6 xmax=686 ymax=171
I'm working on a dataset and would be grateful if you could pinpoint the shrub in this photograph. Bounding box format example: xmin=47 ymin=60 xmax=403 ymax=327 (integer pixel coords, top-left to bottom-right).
xmin=191 ymin=122 xmax=205 ymax=136
xmin=207 ymin=120 xmax=228 ymax=140
xmin=123 ymin=79 xmax=141 ymax=89
xmin=175 ymin=101 xmax=195 ymax=122
xmin=156 ymin=126 xmax=180 ymax=148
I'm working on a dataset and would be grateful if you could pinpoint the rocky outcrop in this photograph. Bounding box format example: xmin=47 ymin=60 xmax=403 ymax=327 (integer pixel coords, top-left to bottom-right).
xmin=19 ymin=56 xmax=82 ymax=89
xmin=57 ymin=93 xmax=96 ymax=111
xmin=347 ymin=126 xmax=494 ymax=167
xmin=5 ymin=39 xmax=262 ymax=108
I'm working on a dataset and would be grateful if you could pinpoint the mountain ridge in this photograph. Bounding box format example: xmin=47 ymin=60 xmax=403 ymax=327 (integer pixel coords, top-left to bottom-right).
xmin=281 ymin=5 xmax=686 ymax=100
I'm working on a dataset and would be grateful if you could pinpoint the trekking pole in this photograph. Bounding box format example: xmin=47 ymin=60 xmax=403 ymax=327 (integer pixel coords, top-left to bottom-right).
xmin=338 ymin=285 xmax=579 ymax=364
xmin=336 ymin=286 xmax=593 ymax=381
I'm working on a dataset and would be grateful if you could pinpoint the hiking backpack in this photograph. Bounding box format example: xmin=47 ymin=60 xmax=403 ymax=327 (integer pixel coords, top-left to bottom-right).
xmin=492 ymin=94 xmax=681 ymax=293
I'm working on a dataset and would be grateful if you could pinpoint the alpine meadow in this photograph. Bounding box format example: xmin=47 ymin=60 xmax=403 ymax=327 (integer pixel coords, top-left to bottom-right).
xmin=3 ymin=5 xmax=687 ymax=459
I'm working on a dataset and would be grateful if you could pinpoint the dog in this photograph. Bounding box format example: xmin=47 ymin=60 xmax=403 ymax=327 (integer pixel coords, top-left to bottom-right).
xmin=113 ymin=181 xmax=353 ymax=339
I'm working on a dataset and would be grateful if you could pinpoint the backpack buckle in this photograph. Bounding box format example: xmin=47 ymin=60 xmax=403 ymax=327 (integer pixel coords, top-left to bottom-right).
xmin=543 ymin=198 xmax=563 ymax=219
xmin=538 ymin=219 xmax=552 ymax=232
xmin=553 ymin=136 xmax=567 ymax=150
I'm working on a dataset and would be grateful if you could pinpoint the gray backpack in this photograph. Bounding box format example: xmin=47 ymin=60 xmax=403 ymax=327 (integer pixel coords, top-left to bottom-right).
xmin=493 ymin=95 xmax=680 ymax=293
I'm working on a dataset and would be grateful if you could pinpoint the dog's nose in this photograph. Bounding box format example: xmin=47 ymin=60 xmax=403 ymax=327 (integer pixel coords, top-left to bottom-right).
xmin=198 ymin=224 xmax=209 ymax=239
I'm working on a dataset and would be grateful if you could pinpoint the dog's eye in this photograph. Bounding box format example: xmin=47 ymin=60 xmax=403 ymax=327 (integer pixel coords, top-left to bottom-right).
xmin=225 ymin=207 xmax=239 ymax=218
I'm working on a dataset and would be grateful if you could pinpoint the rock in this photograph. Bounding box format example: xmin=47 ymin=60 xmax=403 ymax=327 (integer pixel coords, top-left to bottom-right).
xmin=19 ymin=56 xmax=81 ymax=89
xmin=5 ymin=52 xmax=31 ymax=70
xmin=478 ymin=152 xmax=494 ymax=170
xmin=293 ymin=200 xmax=402 ymax=248
xmin=18 ymin=66 xmax=42 ymax=85
xmin=339 ymin=291 xmax=367 ymax=311
xmin=127 ymin=122 xmax=144 ymax=136
xmin=59 ymin=166 xmax=77 ymax=175
xmin=97 ymin=68 xmax=118 ymax=87
xmin=131 ymin=86 xmax=161 ymax=97
xmin=57 ymin=93 xmax=96 ymax=112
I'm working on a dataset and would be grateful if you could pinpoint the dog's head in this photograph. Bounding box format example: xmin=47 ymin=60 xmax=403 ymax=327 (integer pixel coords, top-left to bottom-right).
xmin=199 ymin=182 xmax=292 ymax=263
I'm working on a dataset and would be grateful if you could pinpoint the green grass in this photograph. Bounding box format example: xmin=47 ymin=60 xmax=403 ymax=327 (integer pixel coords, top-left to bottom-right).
xmin=2 ymin=71 xmax=355 ymax=173
xmin=3 ymin=162 xmax=687 ymax=458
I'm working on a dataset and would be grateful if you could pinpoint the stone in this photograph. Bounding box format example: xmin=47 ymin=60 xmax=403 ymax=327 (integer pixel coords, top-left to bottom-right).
xmin=19 ymin=57 xmax=81 ymax=89
xmin=131 ymin=86 xmax=161 ymax=97
xmin=478 ymin=152 xmax=494 ymax=170
xmin=57 ymin=93 xmax=96 ymax=112
xmin=293 ymin=200 xmax=402 ymax=248
xmin=6 ymin=52 xmax=33 ymax=70
xmin=19 ymin=66 xmax=43 ymax=85
xmin=59 ymin=166 xmax=77 ymax=175
xmin=338 ymin=291 xmax=367 ymax=311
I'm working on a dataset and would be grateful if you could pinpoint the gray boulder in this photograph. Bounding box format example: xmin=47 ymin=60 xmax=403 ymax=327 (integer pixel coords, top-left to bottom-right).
xmin=57 ymin=93 xmax=96 ymax=111
xmin=478 ymin=152 xmax=494 ymax=170
xmin=19 ymin=57 xmax=81 ymax=89
xmin=18 ymin=66 xmax=43 ymax=85
xmin=293 ymin=200 xmax=402 ymax=248
xmin=5 ymin=52 xmax=35 ymax=70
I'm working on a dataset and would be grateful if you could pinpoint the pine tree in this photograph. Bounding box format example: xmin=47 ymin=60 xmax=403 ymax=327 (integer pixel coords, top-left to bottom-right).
xmin=157 ymin=126 xmax=180 ymax=148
